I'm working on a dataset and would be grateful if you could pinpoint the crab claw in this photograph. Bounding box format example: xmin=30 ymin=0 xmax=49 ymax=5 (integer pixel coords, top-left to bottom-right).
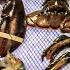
xmin=45 ymin=52 xmax=70 ymax=70
xmin=41 ymin=44 xmax=55 ymax=62
xmin=42 ymin=50 xmax=48 ymax=61
xmin=42 ymin=35 xmax=70 ymax=62
xmin=26 ymin=10 xmax=50 ymax=28
xmin=60 ymin=16 xmax=70 ymax=33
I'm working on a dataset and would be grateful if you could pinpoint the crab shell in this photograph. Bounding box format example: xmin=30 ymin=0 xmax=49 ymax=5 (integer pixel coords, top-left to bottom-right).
xmin=60 ymin=16 xmax=70 ymax=33
xmin=26 ymin=11 xmax=50 ymax=28
xmin=26 ymin=10 xmax=65 ymax=29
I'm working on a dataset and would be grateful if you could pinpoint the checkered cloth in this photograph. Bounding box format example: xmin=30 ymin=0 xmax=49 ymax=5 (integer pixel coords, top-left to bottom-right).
xmin=13 ymin=0 xmax=70 ymax=70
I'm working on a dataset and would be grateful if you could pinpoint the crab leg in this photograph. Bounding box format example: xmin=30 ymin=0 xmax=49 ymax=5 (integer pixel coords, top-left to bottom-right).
xmin=60 ymin=16 xmax=70 ymax=33
xmin=42 ymin=35 xmax=70 ymax=62
xmin=26 ymin=11 xmax=50 ymax=28
xmin=45 ymin=52 xmax=70 ymax=70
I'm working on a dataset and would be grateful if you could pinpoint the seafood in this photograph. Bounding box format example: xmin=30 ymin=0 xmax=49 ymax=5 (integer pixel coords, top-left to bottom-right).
xmin=26 ymin=10 xmax=50 ymax=28
xmin=0 ymin=0 xmax=26 ymax=57
xmin=45 ymin=52 xmax=70 ymax=70
xmin=42 ymin=35 xmax=70 ymax=62
xmin=0 ymin=53 xmax=25 ymax=70
xmin=60 ymin=16 xmax=70 ymax=33
xmin=26 ymin=0 xmax=70 ymax=32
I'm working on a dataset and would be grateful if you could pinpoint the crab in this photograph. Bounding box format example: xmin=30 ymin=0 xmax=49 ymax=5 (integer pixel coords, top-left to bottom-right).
xmin=42 ymin=35 xmax=70 ymax=70
xmin=26 ymin=0 xmax=70 ymax=32
xmin=42 ymin=35 xmax=70 ymax=62
xmin=0 ymin=0 xmax=26 ymax=57
xmin=45 ymin=52 xmax=70 ymax=70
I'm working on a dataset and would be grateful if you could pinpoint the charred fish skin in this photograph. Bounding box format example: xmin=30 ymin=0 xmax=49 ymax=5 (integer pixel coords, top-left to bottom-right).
xmin=45 ymin=52 xmax=70 ymax=70
xmin=42 ymin=35 xmax=70 ymax=62
xmin=0 ymin=0 xmax=26 ymax=57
